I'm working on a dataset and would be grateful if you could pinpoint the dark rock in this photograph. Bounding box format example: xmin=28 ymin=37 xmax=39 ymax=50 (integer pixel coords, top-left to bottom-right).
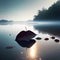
xmin=54 ymin=39 xmax=59 ymax=43
xmin=36 ymin=37 xmax=42 ymax=40
xmin=44 ymin=38 xmax=49 ymax=41
xmin=15 ymin=30 xmax=36 ymax=48
xmin=16 ymin=30 xmax=36 ymax=41
xmin=51 ymin=36 xmax=55 ymax=39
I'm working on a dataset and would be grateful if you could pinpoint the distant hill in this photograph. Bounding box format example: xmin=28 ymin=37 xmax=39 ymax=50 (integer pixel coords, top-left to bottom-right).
xmin=0 ymin=19 xmax=12 ymax=22
xmin=0 ymin=19 xmax=12 ymax=25
xmin=34 ymin=1 xmax=60 ymax=21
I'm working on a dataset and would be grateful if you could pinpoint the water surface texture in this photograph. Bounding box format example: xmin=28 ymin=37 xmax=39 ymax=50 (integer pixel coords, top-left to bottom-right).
xmin=0 ymin=21 xmax=60 ymax=60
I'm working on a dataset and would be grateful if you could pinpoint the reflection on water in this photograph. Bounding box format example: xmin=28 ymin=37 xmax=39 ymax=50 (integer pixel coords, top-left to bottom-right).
xmin=0 ymin=21 xmax=60 ymax=60
xmin=26 ymin=43 xmax=42 ymax=60
xmin=27 ymin=43 xmax=37 ymax=59
xmin=34 ymin=24 xmax=60 ymax=36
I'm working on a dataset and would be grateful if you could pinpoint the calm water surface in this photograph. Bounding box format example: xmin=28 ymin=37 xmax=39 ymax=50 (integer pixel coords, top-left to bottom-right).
xmin=0 ymin=21 xmax=60 ymax=60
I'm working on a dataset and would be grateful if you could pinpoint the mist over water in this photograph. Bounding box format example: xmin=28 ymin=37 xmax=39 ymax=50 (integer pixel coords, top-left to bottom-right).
xmin=0 ymin=21 xmax=60 ymax=60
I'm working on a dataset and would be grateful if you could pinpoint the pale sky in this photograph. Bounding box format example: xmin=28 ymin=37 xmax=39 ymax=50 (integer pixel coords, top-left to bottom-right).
xmin=0 ymin=0 xmax=57 ymax=21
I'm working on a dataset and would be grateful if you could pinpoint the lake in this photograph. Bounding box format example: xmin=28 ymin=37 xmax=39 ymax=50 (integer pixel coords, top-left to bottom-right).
xmin=0 ymin=21 xmax=60 ymax=60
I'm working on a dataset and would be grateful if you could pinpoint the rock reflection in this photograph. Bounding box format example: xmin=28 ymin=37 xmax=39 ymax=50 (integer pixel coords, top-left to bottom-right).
xmin=16 ymin=39 xmax=36 ymax=48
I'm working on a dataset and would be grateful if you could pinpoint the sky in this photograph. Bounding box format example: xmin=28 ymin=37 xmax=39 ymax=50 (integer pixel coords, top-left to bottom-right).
xmin=0 ymin=0 xmax=57 ymax=21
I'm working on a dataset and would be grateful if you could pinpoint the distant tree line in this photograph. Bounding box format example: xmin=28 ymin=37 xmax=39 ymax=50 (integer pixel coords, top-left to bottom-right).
xmin=34 ymin=1 xmax=60 ymax=21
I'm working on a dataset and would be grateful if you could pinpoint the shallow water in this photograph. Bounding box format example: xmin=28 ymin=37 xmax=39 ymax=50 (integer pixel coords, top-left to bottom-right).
xmin=0 ymin=21 xmax=60 ymax=60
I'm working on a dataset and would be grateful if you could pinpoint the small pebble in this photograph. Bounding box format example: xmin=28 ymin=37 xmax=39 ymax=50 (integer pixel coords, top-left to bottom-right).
xmin=44 ymin=38 xmax=49 ymax=41
xmin=54 ymin=39 xmax=59 ymax=43
xmin=51 ymin=36 xmax=55 ymax=39
xmin=36 ymin=37 xmax=42 ymax=40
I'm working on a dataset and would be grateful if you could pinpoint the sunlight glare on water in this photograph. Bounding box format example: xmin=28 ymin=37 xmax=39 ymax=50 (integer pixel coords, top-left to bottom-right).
xmin=26 ymin=43 xmax=40 ymax=60
xmin=29 ymin=43 xmax=37 ymax=58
